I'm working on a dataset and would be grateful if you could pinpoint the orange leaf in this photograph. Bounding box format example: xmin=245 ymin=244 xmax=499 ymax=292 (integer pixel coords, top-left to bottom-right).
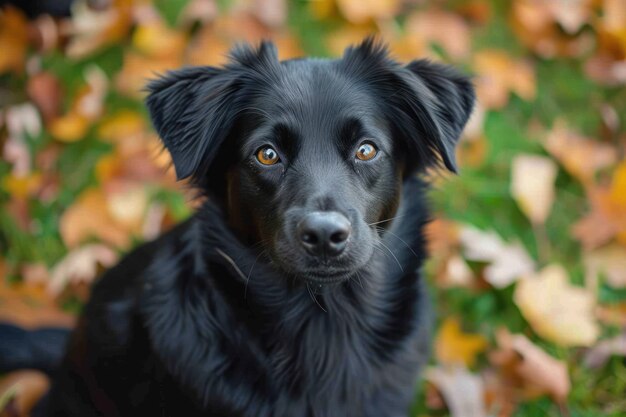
xmin=335 ymin=0 xmax=399 ymax=24
xmin=0 ymin=281 xmax=75 ymax=329
xmin=435 ymin=318 xmax=488 ymax=367
xmin=0 ymin=6 xmax=29 ymax=74
xmin=473 ymin=50 xmax=536 ymax=109
xmin=59 ymin=188 xmax=132 ymax=249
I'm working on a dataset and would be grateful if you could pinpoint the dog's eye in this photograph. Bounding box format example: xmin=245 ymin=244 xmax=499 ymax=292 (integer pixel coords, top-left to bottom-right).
xmin=256 ymin=146 xmax=280 ymax=165
xmin=355 ymin=142 xmax=378 ymax=161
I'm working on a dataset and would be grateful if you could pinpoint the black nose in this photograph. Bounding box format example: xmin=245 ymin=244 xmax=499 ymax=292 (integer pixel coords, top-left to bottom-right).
xmin=297 ymin=211 xmax=351 ymax=257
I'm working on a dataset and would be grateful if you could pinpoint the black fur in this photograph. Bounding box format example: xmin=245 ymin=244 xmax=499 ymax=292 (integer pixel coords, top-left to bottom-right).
xmin=18 ymin=39 xmax=474 ymax=417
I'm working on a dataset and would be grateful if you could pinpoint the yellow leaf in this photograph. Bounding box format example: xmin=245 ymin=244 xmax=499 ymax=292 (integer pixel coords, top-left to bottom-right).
xmin=511 ymin=154 xmax=558 ymax=225
xmin=435 ymin=318 xmax=488 ymax=367
xmin=49 ymin=112 xmax=90 ymax=142
xmin=132 ymin=21 xmax=187 ymax=59
xmin=514 ymin=264 xmax=599 ymax=347
xmin=2 ymin=173 xmax=42 ymax=199
xmin=98 ymin=110 xmax=146 ymax=143
xmin=609 ymin=162 xmax=626 ymax=210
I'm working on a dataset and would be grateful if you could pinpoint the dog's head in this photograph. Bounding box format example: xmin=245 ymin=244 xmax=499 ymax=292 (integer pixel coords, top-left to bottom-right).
xmin=146 ymin=39 xmax=474 ymax=284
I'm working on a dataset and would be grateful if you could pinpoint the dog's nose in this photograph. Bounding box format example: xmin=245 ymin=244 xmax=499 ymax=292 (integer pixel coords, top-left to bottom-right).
xmin=297 ymin=211 xmax=351 ymax=257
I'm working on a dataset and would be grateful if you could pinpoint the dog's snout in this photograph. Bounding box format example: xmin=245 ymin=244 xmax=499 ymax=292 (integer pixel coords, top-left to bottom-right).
xmin=297 ymin=211 xmax=351 ymax=257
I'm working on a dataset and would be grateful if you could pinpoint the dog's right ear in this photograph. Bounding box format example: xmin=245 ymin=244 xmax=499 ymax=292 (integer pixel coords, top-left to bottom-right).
xmin=145 ymin=41 xmax=279 ymax=182
xmin=145 ymin=66 xmax=241 ymax=181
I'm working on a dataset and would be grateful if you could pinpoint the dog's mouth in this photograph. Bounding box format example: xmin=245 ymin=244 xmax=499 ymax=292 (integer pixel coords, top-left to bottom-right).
xmin=301 ymin=268 xmax=355 ymax=285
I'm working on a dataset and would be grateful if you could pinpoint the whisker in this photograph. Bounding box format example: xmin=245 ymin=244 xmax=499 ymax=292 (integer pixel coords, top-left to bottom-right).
xmin=245 ymin=249 xmax=266 ymax=300
xmin=215 ymin=248 xmax=248 ymax=282
xmin=375 ymin=226 xmax=418 ymax=259
xmin=306 ymin=283 xmax=327 ymax=312
xmin=368 ymin=214 xmax=406 ymax=226
xmin=375 ymin=241 xmax=404 ymax=273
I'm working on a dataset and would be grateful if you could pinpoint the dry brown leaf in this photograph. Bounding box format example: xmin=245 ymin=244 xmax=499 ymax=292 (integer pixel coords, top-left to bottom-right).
xmin=405 ymin=10 xmax=471 ymax=61
xmin=460 ymin=226 xmax=535 ymax=289
xmin=511 ymin=154 xmax=558 ymax=225
xmin=115 ymin=51 xmax=182 ymax=98
xmin=435 ymin=318 xmax=488 ymax=367
xmin=425 ymin=366 xmax=487 ymax=417
xmin=572 ymin=163 xmax=626 ymax=249
xmin=0 ymin=281 xmax=75 ymax=329
xmin=514 ymin=264 xmax=599 ymax=347
xmin=490 ymin=328 xmax=570 ymax=403
xmin=48 ymin=244 xmax=118 ymax=296
xmin=473 ymin=50 xmax=536 ymax=109
xmin=585 ymin=0 xmax=626 ymax=85
xmin=543 ymin=122 xmax=617 ymax=187
xmin=0 ymin=371 xmax=49 ymax=416
xmin=584 ymin=244 xmax=626 ymax=289
xmin=0 ymin=6 xmax=29 ymax=74
xmin=510 ymin=0 xmax=594 ymax=58
xmin=59 ymin=188 xmax=132 ymax=249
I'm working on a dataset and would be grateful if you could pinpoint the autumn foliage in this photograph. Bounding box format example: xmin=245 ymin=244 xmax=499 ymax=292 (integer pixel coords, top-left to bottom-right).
xmin=0 ymin=0 xmax=625 ymax=416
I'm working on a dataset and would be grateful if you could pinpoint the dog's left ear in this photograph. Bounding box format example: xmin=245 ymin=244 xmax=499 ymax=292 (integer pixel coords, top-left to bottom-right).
xmin=341 ymin=39 xmax=475 ymax=173
xmin=401 ymin=60 xmax=475 ymax=172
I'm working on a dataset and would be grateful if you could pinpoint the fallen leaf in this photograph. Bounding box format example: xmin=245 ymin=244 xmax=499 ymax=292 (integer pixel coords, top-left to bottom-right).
xmin=26 ymin=72 xmax=63 ymax=123
xmin=0 ymin=6 xmax=29 ymax=74
xmin=115 ymin=51 xmax=182 ymax=98
xmin=583 ymin=334 xmax=626 ymax=369
xmin=335 ymin=0 xmax=399 ymax=24
xmin=132 ymin=20 xmax=188 ymax=58
xmin=584 ymin=244 xmax=626 ymax=288
xmin=64 ymin=0 xmax=133 ymax=59
xmin=584 ymin=0 xmax=626 ymax=85
xmin=572 ymin=163 xmax=626 ymax=249
xmin=48 ymin=244 xmax=118 ymax=296
xmin=510 ymin=0 xmax=594 ymax=58
xmin=49 ymin=112 xmax=90 ymax=142
xmin=473 ymin=50 xmax=536 ymax=109
xmin=543 ymin=122 xmax=617 ymax=187
xmin=440 ymin=255 xmax=476 ymax=288
xmin=59 ymin=188 xmax=132 ymax=249
xmin=435 ymin=318 xmax=488 ymax=367
xmin=514 ymin=264 xmax=599 ymax=347
xmin=426 ymin=365 xmax=487 ymax=417
xmin=0 ymin=371 xmax=49 ymax=416
xmin=511 ymin=154 xmax=558 ymax=225
xmin=460 ymin=226 xmax=535 ymax=289
xmin=0 ymin=281 xmax=75 ymax=328
xmin=490 ymin=328 xmax=570 ymax=402
xmin=405 ymin=10 xmax=471 ymax=61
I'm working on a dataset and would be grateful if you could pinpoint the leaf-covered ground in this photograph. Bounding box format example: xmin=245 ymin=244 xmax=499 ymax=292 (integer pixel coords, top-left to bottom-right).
xmin=1 ymin=0 xmax=625 ymax=416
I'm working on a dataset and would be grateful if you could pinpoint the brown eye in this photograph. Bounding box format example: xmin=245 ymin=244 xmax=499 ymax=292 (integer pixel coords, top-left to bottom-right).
xmin=256 ymin=146 xmax=280 ymax=165
xmin=355 ymin=142 xmax=378 ymax=161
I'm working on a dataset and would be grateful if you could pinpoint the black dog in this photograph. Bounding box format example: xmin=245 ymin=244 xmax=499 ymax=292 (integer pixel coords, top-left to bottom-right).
xmin=2 ymin=38 xmax=474 ymax=417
